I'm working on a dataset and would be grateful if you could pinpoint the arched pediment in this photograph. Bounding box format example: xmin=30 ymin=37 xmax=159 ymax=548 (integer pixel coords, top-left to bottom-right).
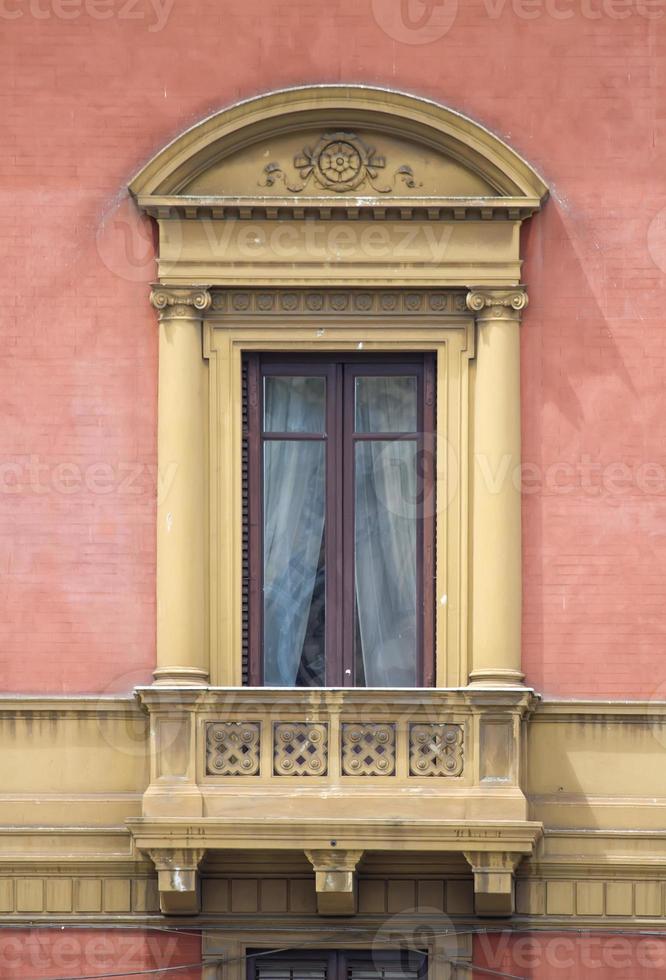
xmin=131 ymin=86 xmax=547 ymax=287
xmin=130 ymin=85 xmax=548 ymax=219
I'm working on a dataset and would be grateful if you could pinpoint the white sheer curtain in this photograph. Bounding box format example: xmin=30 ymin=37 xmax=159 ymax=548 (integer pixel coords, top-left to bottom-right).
xmin=354 ymin=376 xmax=418 ymax=687
xmin=262 ymin=378 xmax=326 ymax=686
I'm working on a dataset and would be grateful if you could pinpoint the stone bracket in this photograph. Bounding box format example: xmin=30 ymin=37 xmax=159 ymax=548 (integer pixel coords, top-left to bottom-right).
xmin=464 ymin=850 xmax=523 ymax=917
xmin=146 ymin=847 xmax=206 ymax=915
xmin=305 ymin=849 xmax=364 ymax=916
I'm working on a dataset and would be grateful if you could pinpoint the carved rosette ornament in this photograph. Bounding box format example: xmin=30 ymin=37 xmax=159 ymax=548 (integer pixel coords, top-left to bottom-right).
xmin=150 ymin=285 xmax=212 ymax=320
xmin=466 ymin=287 xmax=529 ymax=320
xmin=260 ymin=131 xmax=419 ymax=194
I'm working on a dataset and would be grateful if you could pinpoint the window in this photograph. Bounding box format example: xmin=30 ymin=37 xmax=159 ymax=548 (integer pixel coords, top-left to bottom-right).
xmin=247 ymin=949 xmax=428 ymax=980
xmin=245 ymin=353 xmax=435 ymax=688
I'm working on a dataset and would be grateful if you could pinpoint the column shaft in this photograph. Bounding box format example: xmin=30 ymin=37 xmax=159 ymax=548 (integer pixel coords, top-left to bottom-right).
xmin=151 ymin=286 xmax=211 ymax=686
xmin=467 ymin=288 xmax=527 ymax=687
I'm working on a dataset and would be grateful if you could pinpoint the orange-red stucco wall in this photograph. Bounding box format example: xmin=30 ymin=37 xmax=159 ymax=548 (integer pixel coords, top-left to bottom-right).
xmin=2 ymin=0 xmax=665 ymax=696
xmin=473 ymin=931 xmax=666 ymax=977
xmin=0 ymin=928 xmax=201 ymax=978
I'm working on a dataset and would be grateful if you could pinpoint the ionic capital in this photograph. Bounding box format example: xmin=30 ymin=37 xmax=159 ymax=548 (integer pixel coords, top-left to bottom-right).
xmin=466 ymin=286 xmax=528 ymax=322
xmin=150 ymin=284 xmax=212 ymax=321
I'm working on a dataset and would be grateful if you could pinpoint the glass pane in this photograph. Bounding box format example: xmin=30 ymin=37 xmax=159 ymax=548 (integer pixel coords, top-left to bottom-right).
xmin=355 ymin=375 xmax=417 ymax=433
xmin=263 ymin=440 xmax=326 ymax=686
xmin=354 ymin=440 xmax=418 ymax=687
xmin=264 ymin=376 xmax=326 ymax=433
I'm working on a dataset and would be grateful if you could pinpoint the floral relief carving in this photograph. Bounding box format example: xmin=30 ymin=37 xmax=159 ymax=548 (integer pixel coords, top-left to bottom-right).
xmin=409 ymin=723 xmax=464 ymax=777
xmin=259 ymin=132 xmax=420 ymax=195
xmin=209 ymin=289 xmax=464 ymax=316
xmin=273 ymin=723 xmax=328 ymax=776
xmin=205 ymin=722 xmax=261 ymax=776
xmin=341 ymin=723 xmax=396 ymax=776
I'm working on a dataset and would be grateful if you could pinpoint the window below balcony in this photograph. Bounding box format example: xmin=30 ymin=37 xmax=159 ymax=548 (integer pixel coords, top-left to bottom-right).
xmin=247 ymin=949 xmax=428 ymax=980
xmin=243 ymin=353 xmax=435 ymax=688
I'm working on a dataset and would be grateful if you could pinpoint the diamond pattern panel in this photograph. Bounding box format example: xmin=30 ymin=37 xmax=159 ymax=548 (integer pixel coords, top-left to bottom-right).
xmin=341 ymin=723 xmax=396 ymax=776
xmin=409 ymin=723 xmax=464 ymax=776
xmin=273 ymin=723 xmax=328 ymax=776
xmin=205 ymin=722 xmax=261 ymax=776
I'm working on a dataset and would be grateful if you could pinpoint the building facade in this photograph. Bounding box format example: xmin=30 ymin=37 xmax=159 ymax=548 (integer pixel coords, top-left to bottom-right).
xmin=3 ymin=4 xmax=666 ymax=979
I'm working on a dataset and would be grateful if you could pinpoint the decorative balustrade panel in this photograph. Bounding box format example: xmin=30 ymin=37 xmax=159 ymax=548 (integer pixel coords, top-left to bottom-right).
xmin=341 ymin=723 xmax=396 ymax=776
xmin=206 ymin=722 xmax=261 ymax=776
xmin=273 ymin=723 xmax=329 ymax=776
xmin=409 ymin=723 xmax=464 ymax=777
xmin=203 ymin=718 xmax=465 ymax=778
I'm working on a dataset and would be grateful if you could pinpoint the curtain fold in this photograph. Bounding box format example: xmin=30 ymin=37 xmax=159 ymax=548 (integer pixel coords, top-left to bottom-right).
xmin=262 ymin=377 xmax=326 ymax=686
xmin=354 ymin=375 xmax=418 ymax=687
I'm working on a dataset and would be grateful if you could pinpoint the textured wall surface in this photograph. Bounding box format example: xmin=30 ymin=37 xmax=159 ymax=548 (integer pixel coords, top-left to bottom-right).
xmin=1 ymin=0 xmax=665 ymax=695
xmin=0 ymin=928 xmax=201 ymax=978
xmin=474 ymin=931 xmax=666 ymax=978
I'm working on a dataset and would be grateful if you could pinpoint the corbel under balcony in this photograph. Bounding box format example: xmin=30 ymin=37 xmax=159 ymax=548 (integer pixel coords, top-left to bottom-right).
xmin=305 ymin=848 xmax=364 ymax=915
xmin=146 ymin=847 xmax=205 ymax=914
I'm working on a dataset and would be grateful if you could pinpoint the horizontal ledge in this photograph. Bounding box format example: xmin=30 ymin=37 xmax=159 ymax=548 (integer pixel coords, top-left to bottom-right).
xmin=533 ymin=699 xmax=666 ymax=721
xmin=136 ymin=685 xmax=535 ymax=708
xmin=137 ymin=194 xmax=542 ymax=221
xmin=0 ymin=695 xmax=141 ymax=717
xmin=128 ymin=818 xmax=542 ymax=854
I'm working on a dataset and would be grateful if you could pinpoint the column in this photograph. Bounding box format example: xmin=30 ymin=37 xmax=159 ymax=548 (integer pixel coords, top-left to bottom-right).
xmin=466 ymin=287 xmax=528 ymax=687
xmin=150 ymin=285 xmax=211 ymax=686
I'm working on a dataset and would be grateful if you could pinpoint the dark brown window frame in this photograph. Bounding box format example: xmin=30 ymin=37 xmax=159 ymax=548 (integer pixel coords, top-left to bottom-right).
xmin=244 ymin=352 xmax=435 ymax=688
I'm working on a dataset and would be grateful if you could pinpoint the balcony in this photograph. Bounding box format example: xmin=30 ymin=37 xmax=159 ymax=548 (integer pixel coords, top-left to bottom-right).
xmin=128 ymin=687 xmax=542 ymax=917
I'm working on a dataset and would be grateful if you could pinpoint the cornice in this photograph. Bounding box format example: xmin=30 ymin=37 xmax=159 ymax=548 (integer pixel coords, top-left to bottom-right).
xmin=533 ymin=700 xmax=666 ymax=722
xmin=0 ymin=695 xmax=141 ymax=718
xmin=4 ymin=692 xmax=666 ymax=723
xmin=127 ymin=817 xmax=543 ymax=854
xmin=139 ymin=195 xmax=541 ymax=222
xmin=134 ymin=685 xmax=538 ymax=714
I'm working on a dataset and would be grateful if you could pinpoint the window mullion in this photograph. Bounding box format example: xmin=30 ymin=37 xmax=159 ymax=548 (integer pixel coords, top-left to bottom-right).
xmin=341 ymin=363 xmax=356 ymax=687
xmin=247 ymin=354 xmax=263 ymax=686
xmin=326 ymin=362 xmax=342 ymax=687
